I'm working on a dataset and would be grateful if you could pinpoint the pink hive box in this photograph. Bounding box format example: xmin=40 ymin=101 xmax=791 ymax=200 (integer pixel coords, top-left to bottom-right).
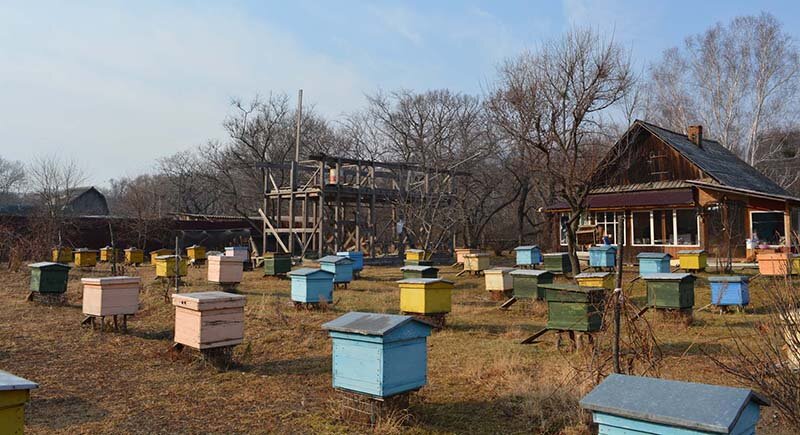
xmin=171 ymin=291 xmax=245 ymax=350
xmin=207 ymin=255 xmax=244 ymax=284
xmin=81 ymin=276 xmax=141 ymax=316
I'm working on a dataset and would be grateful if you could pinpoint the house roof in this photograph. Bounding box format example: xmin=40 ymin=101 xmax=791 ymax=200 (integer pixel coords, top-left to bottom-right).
xmin=322 ymin=311 xmax=430 ymax=336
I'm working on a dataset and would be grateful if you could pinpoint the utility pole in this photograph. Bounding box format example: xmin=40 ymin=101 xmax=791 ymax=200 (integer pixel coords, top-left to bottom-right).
xmin=288 ymin=89 xmax=303 ymax=255
xmin=295 ymin=89 xmax=303 ymax=162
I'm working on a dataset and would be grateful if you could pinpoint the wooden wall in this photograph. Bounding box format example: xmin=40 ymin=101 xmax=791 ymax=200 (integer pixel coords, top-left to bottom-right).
xmin=596 ymin=135 xmax=705 ymax=186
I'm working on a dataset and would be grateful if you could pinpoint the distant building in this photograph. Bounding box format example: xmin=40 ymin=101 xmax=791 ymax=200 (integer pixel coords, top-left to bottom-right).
xmin=0 ymin=186 xmax=109 ymax=217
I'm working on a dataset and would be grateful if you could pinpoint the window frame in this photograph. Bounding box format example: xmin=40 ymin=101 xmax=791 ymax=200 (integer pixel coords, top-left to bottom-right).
xmin=631 ymin=208 xmax=701 ymax=247
xmin=749 ymin=210 xmax=786 ymax=247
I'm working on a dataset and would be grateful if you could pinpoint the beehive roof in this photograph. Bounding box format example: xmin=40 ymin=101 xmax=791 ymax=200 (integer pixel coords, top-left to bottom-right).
xmin=575 ymin=272 xmax=612 ymax=279
xmin=637 ymin=252 xmax=672 ymax=259
xmin=589 ymin=245 xmax=616 ymax=251
xmin=514 ymin=245 xmax=539 ymax=250
xmin=81 ymin=276 xmax=140 ymax=285
xmin=396 ymin=278 xmax=453 ymax=285
xmin=642 ymin=273 xmax=693 ymax=281
xmin=400 ymin=265 xmax=437 ymax=272
xmin=0 ymin=371 xmax=38 ymax=391
xmin=708 ymin=275 xmax=750 ymax=283
xmin=678 ymin=249 xmax=706 ymax=254
xmin=318 ymin=255 xmax=353 ymax=264
xmin=510 ymin=269 xmax=552 ymax=277
xmin=289 ymin=268 xmax=334 ymax=276
xmin=322 ymin=311 xmax=431 ymax=336
xmin=542 ymin=252 xmax=568 ymax=257
xmin=405 ymin=249 xmax=425 ymax=253
xmin=580 ymin=374 xmax=768 ymax=433
xmin=485 ymin=267 xmax=516 ymax=273
xmin=28 ymin=261 xmax=70 ymax=269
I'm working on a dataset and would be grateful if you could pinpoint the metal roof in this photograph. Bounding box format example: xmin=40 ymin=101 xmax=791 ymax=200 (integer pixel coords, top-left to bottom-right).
xmin=708 ymin=275 xmax=750 ymax=283
xmin=678 ymin=249 xmax=706 ymax=254
xmin=575 ymin=272 xmax=612 ymax=279
xmin=540 ymin=283 xmax=605 ymax=293
xmin=318 ymin=255 xmax=353 ymax=264
xmin=172 ymin=291 xmax=245 ymax=302
xmin=396 ymin=278 xmax=453 ymax=285
xmin=589 ymin=245 xmax=616 ymax=251
xmin=0 ymin=371 xmax=38 ymax=391
xmin=28 ymin=261 xmax=70 ymax=269
xmin=400 ymin=265 xmax=437 ymax=271
xmin=642 ymin=273 xmax=694 ymax=281
xmin=542 ymin=253 xmax=568 ymax=257
xmin=322 ymin=311 xmax=430 ymax=336
xmin=510 ymin=269 xmax=552 ymax=277
xmin=288 ymin=268 xmax=333 ymax=277
xmin=591 ymin=180 xmax=692 ymax=194
xmin=514 ymin=245 xmax=540 ymax=250
xmin=637 ymin=253 xmax=672 ymax=259
xmin=580 ymin=374 xmax=768 ymax=433
xmin=485 ymin=267 xmax=516 ymax=273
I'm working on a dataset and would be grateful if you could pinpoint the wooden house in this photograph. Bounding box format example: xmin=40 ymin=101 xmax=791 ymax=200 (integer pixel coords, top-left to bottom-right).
xmin=28 ymin=262 xmax=70 ymax=294
xmin=186 ymin=245 xmax=206 ymax=263
xmin=124 ymin=248 xmax=144 ymax=265
xmin=73 ymin=248 xmax=97 ymax=267
xmin=398 ymin=278 xmax=454 ymax=316
xmin=709 ymin=276 xmax=750 ymax=308
xmin=149 ymin=248 xmax=173 ymax=265
xmin=172 ymin=291 xmax=245 ymax=350
xmin=0 ymin=370 xmax=38 ymax=433
xmin=637 ymin=252 xmax=672 ymax=274
xmin=545 ymin=121 xmax=800 ymax=262
xmin=318 ymin=255 xmax=354 ymax=285
xmin=99 ymin=246 xmax=119 ymax=262
xmin=580 ymin=374 xmax=769 ymax=434
xmin=679 ymin=249 xmax=708 ymax=271
xmin=51 ymin=246 xmax=73 ymax=263
xmin=510 ymin=269 xmax=553 ymax=300
xmin=401 ymin=265 xmax=439 ymax=279
xmin=263 ymin=252 xmax=292 ymax=276
xmin=81 ymin=276 xmax=140 ymax=317
xmin=588 ymin=245 xmax=616 ymax=268
xmin=337 ymin=251 xmax=364 ymax=273
xmin=288 ymin=268 xmax=334 ymax=304
xmin=207 ymin=255 xmax=243 ymax=284
xmin=542 ymin=253 xmax=571 ymax=274
xmin=514 ymin=245 xmax=542 ymax=267
xmin=155 ymin=255 xmax=188 ymax=278
xmin=322 ymin=312 xmax=433 ymax=398
xmin=575 ymin=272 xmax=614 ymax=290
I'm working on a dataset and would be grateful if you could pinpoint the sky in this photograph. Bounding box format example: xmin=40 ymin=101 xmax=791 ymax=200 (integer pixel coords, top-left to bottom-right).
xmin=2 ymin=0 xmax=800 ymax=186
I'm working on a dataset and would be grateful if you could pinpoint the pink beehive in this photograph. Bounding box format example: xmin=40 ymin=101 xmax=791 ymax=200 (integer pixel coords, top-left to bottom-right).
xmin=81 ymin=276 xmax=140 ymax=316
xmin=172 ymin=292 xmax=245 ymax=350
xmin=207 ymin=255 xmax=244 ymax=284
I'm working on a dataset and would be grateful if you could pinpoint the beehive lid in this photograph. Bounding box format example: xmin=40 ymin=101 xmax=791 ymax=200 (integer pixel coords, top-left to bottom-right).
xmin=74 ymin=248 xmax=97 ymax=252
xmin=642 ymin=273 xmax=693 ymax=281
xmin=101 ymin=245 xmax=113 ymax=250
xmin=678 ymin=249 xmax=706 ymax=254
xmin=225 ymin=246 xmax=248 ymax=251
xmin=406 ymin=249 xmax=425 ymax=253
xmin=337 ymin=251 xmax=363 ymax=257
xmin=579 ymin=374 xmax=768 ymax=433
xmin=0 ymin=371 xmax=38 ymax=391
xmin=289 ymin=268 xmax=333 ymax=277
xmin=637 ymin=252 xmax=672 ymax=259
xmin=263 ymin=252 xmax=290 ymax=258
xmin=510 ymin=269 xmax=552 ymax=277
xmin=575 ymin=272 xmax=612 ymax=279
xmin=124 ymin=247 xmax=141 ymax=251
xmin=541 ymin=283 xmax=604 ymax=294
xmin=322 ymin=311 xmax=430 ymax=336
xmin=514 ymin=245 xmax=539 ymax=251
xmin=396 ymin=278 xmax=453 ymax=285
xmin=208 ymin=254 xmax=240 ymax=263
xmin=156 ymin=255 xmax=180 ymax=260
xmin=708 ymin=275 xmax=749 ymax=283
xmin=485 ymin=267 xmax=515 ymax=274
xmin=542 ymin=252 xmax=568 ymax=257
xmin=400 ymin=265 xmax=436 ymax=272
xmin=187 ymin=244 xmax=201 ymax=248
xmin=589 ymin=245 xmax=616 ymax=251
xmin=171 ymin=291 xmax=245 ymax=310
xmin=81 ymin=276 xmax=140 ymax=285
xmin=318 ymin=255 xmax=353 ymax=264
xmin=464 ymin=252 xmax=489 ymax=257
xmin=28 ymin=261 xmax=71 ymax=270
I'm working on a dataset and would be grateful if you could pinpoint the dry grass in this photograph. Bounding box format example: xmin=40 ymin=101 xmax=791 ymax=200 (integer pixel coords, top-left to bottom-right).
xmin=0 ymin=257 xmax=796 ymax=433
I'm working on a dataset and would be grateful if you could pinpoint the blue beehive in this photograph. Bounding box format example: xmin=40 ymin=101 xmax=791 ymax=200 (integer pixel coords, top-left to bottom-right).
xmin=322 ymin=312 xmax=433 ymax=398
xmin=589 ymin=245 xmax=616 ymax=268
xmin=337 ymin=251 xmax=364 ymax=272
xmin=318 ymin=255 xmax=354 ymax=284
xmin=709 ymin=276 xmax=750 ymax=307
xmin=637 ymin=252 xmax=672 ymax=275
xmin=580 ymin=374 xmax=769 ymax=435
xmin=288 ymin=268 xmax=334 ymax=303
xmin=514 ymin=245 xmax=542 ymax=266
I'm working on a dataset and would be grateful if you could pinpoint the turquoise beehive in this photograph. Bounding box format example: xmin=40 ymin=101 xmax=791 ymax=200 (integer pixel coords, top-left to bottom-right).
xmin=337 ymin=251 xmax=364 ymax=272
xmin=514 ymin=245 xmax=542 ymax=266
xmin=322 ymin=312 xmax=433 ymax=398
xmin=288 ymin=268 xmax=334 ymax=303
xmin=589 ymin=245 xmax=616 ymax=268
xmin=637 ymin=252 xmax=672 ymax=275
xmin=580 ymin=374 xmax=769 ymax=435
xmin=318 ymin=255 xmax=354 ymax=284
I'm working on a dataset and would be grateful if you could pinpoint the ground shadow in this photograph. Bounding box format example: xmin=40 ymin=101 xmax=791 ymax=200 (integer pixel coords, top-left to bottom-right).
xmin=28 ymin=396 xmax=108 ymax=430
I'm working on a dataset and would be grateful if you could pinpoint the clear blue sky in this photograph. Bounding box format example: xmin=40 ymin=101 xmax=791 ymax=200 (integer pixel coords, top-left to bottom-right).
xmin=2 ymin=0 xmax=799 ymax=185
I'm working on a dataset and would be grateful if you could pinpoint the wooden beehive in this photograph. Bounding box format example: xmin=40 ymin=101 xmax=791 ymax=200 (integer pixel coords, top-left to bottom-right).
xmin=263 ymin=252 xmax=292 ymax=276
xmin=580 ymin=374 xmax=769 ymax=435
xmin=542 ymin=253 xmax=571 ymax=274
xmin=637 ymin=253 xmax=672 ymax=275
xmin=484 ymin=267 xmax=515 ymax=291
xmin=514 ymin=245 xmax=542 ymax=267
xmin=99 ymin=246 xmax=119 ymax=262
xmin=709 ymin=276 xmax=750 ymax=307
xmin=337 ymin=251 xmax=364 ymax=272
xmin=541 ymin=283 xmax=605 ymax=332
xmin=510 ymin=269 xmax=553 ymax=300
xmin=588 ymin=245 xmax=616 ymax=268
xmin=207 ymin=255 xmax=243 ymax=284
xmin=405 ymin=249 xmax=426 ymax=262
xmin=398 ymin=278 xmax=454 ymax=315
xmin=172 ymin=291 xmax=245 ymax=350
xmin=644 ymin=273 xmax=695 ymax=309
xmin=454 ymin=248 xmax=480 ymax=265
xmin=124 ymin=248 xmax=144 ymax=265
xmin=404 ymin=259 xmax=434 ymax=267
xmin=289 ymin=268 xmax=334 ymax=304
xmin=28 ymin=262 xmax=70 ymax=294
xmin=757 ymin=252 xmax=791 ymax=276
xmin=225 ymin=246 xmax=250 ymax=264
xmin=73 ymin=248 xmax=98 ymax=267
xmin=401 ymin=265 xmax=439 ymax=279
xmin=149 ymin=248 xmax=173 ymax=265
xmin=575 ymin=272 xmax=614 ymax=290
xmin=463 ymin=253 xmax=490 ymax=273
xmin=322 ymin=312 xmax=433 ymax=398
xmin=679 ymin=249 xmax=708 ymax=271
xmin=52 ymin=246 xmax=73 ymax=263
xmin=0 ymin=370 xmax=38 ymax=434
xmin=81 ymin=276 xmax=140 ymax=316
xmin=155 ymin=255 xmax=188 ymax=278
xmin=186 ymin=245 xmax=206 ymax=263
xmin=318 ymin=255 xmax=354 ymax=284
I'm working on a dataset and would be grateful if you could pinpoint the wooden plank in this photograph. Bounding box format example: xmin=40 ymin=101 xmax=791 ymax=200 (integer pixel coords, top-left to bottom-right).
xmin=520 ymin=328 xmax=550 ymax=344
xmin=258 ymin=208 xmax=290 ymax=253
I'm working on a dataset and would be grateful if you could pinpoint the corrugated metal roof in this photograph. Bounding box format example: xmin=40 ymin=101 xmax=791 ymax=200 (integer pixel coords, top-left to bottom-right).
xmin=579 ymin=374 xmax=768 ymax=433
xmin=575 ymin=272 xmax=612 ymax=279
xmin=0 ymin=371 xmax=38 ymax=391
xmin=396 ymin=278 xmax=453 ymax=285
xmin=708 ymin=275 xmax=749 ymax=283
xmin=677 ymin=249 xmax=706 ymax=254
xmin=288 ymin=268 xmax=333 ymax=277
xmin=514 ymin=245 xmax=539 ymax=250
xmin=641 ymin=273 xmax=693 ymax=281
xmin=322 ymin=311 xmax=429 ymax=336
xmin=28 ymin=262 xmax=70 ymax=269
xmin=510 ymin=269 xmax=552 ymax=277
xmin=591 ymin=180 xmax=691 ymax=194
xmin=637 ymin=253 xmax=672 ymax=259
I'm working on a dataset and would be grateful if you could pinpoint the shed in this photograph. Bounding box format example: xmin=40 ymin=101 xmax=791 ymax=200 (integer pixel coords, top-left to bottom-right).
xmin=289 ymin=268 xmax=334 ymax=304
xmin=149 ymin=248 xmax=173 ymax=265
xmin=637 ymin=252 xmax=672 ymax=275
xmin=589 ymin=245 xmax=616 ymax=268
xmin=73 ymin=248 xmax=98 ymax=267
xmin=679 ymin=249 xmax=708 ymax=271
xmin=405 ymin=249 xmax=426 ymax=262
xmin=337 ymin=251 xmax=364 ymax=272
xmin=0 ymin=370 xmax=39 ymax=434
xmin=318 ymin=255 xmax=354 ymax=284
xmin=514 ymin=245 xmax=543 ymax=266
xmin=543 ymin=253 xmax=571 ymax=274
xmin=207 ymin=255 xmax=243 ymax=284
xmin=155 ymin=255 xmax=188 ymax=278
xmin=541 ymin=283 xmax=605 ymax=332
xmin=575 ymin=272 xmax=614 ymax=290
xmin=322 ymin=312 xmax=433 ymax=398
xmin=124 ymin=248 xmax=144 ymax=265
xmin=463 ymin=253 xmax=490 ymax=273
xmin=580 ymin=373 xmax=769 ymax=434
xmin=99 ymin=246 xmax=119 ymax=262
xmin=51 ymin=246 xmax=73 ymax=263
xmin=172 ymin=291 xmax=245 ymax=350
xmin=398 ymin=278 xmax=454 ymax=315
xmin=186 ymin=245 xmax=206 ymax=262
xmin=643 ymin=273 xmax=696 ymax=309
xmin=709 ymin=276 xmax=750 ymax=307
xmin=756 ymin=252 xmax=791 ymax=276
xmin=263 ymin=252 xmax=292 ymax=276
xmin=401 ymin=265 xmax=439 ymax=280
xmin=454 ymin=248 xmax=480 ymax=265
xmin=510 ymin=269 xmax=553 ymax=300
xmin=28 ymin=262 xmax=70 ymax=294
xmin=81 ymin=276 xmax=140 ymax=317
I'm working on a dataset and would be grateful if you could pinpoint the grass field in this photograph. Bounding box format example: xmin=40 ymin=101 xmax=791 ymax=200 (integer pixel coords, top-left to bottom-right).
xmin=0 ymin=256 xmax=795 ymax=434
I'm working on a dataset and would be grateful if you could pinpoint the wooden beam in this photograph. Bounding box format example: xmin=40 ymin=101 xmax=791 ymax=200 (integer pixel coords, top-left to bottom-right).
xmin=258 ymin=208 xmax=289 ymax=253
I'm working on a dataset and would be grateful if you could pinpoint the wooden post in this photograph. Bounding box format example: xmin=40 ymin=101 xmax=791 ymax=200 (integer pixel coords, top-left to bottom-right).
xmin=355 ymin=164 xmax=362 ymax=252
xmin=289 ymin=161 xmax=296 ymax=256
xmin=174 ymin=236 xmax=180 ymax=295
xmin=318 ymin=160 xmax=325 ymax=258
xmin=785 ymin=203 xmax=793 ymax=251
xmin=612 ymin=214 xmax=624 ymax=373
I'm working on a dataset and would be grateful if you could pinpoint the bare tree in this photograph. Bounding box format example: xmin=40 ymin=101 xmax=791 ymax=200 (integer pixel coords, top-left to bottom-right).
xmin=26 ymin=155 xmax=88 ymax=245
xmin=0 ymin=156 xmax=25 ymax=202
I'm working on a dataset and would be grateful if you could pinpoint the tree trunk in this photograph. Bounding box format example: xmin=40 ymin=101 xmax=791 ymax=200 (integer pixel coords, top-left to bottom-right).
xmin=566 ymin=211 xmax=581 ymax=275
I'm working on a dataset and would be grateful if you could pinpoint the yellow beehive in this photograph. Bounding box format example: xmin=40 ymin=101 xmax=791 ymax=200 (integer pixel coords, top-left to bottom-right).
xmin=678 ymin=249 xmax=707 ymax=271
xmin=73 ymin=249 xmax=98 ymax=267
xmin=463 ymin=253 xmax=491 ymax=272
xmin=99 ymin=246 xmax=119 ymax=262
xmin=575 ymin=272 xmax=614 ymax=290
xmin=124 ymin=248 xmax=144 ymax=265
xmin=150 ymin=249 xmax=173 ymax=265
xmin=405 ymin=249 xmax=426 ymax=262
xmin=186 ymin=245 xmax=206 ymax=262
xmin=454 ymin=248 xmax=480 ymax=264
xmin=792 ymin=255 xmax=800 ymax=275
xmin=51 ymin=247 xmax=73 ymax=263
xmin=398 ymin=278 xmax=454 ymax=315
xmin=0 ymin=370 xmax=38 ymax=434
xmin=155 ymin=255 xmax=188 ymax=278
xmin=484 ymin=267 xmax=515 ymax=291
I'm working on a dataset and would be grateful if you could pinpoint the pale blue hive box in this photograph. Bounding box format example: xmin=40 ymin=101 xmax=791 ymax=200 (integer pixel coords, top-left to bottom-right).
xmin=589 ymin=245 xmax=616 ymax=268
xmin=337 ymin=251 xmax=364 ymax=272
xmin=318 ymin=255 xmax=354 ymax=284
xmin=514 ymin=245 xmax=542 ymax=266
xmin=637 ymin=252 xmax=672 ymax=274
xmin=288 ymin=268 xmax=334 ymax=303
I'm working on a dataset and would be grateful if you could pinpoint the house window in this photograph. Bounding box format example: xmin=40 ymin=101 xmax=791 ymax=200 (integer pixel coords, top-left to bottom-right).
xmin=632 ymin=211 xmax=651 ymax=245
xmin=653 ymin=210 xmax=674 ymax=245
xmin=595 ymin=211 xmax=625 ymax=245
xmin=632 ymin=209 xmax=700 ymax=246
xmin=751 ymin=211 xmax=785 ymax=246
xmin=676 ymin=209 xmax=699 ymax=245
xmin=559 ymin=213 xmax=569 ymax=246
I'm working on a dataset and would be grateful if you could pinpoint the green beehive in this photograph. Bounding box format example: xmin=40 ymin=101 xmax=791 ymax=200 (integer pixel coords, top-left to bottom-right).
xmin=404 ymin=259 xmax=434 ymax=267
xmin=401 ymin=265 xmax=439 ymax=279
xmin=28 ymin=262 xmax=71 ymax=294
xmin=644 ymin=273 xmax=695 ymax=309
xmin=542 ymin=283 xmax=605 ymax=332
xmin=543 ymin=253 xmax=572 ymax=274
xmin=510 ymin=269 xmax=553 ymax=300
xmin=263 ymin=252 xmax=292 ymax=276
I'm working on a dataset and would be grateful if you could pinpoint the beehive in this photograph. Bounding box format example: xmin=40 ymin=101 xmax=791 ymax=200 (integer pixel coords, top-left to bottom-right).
xmin=186 ymin=245 xmax=206 ymax=263
xmin=0 ymin=370 xmax=38 ymax=434
xmin=28 ymin=262 xmax=70 ymax=294
xmin=709 ymin=276 xmax=750 ymax=307
xmin=81 ymin=276 xmax=140 ymax=316
xmin=99 ymin=246 xmax=119 ymax=262
xmin=322 ymin=312 xmax=433 ymax=398
xmin=207 ymin=255 xmax=243 ymax=284
xmin=757 ymin=252 xmax=791 ymax=276
xmin=793 ymin=255 xmax=800 ymax=275
xmin=124 ymin=248 xmax=144 ymax=265
xmin=644 ymin=273 xmax=695 ymax=309
xmin=679 ymin=249 xmax=708 ymax=271
xmin=289 ymin=268 xmax=334 ymax=304
xmin=319 ymin=255 xmax=354 ymax=284
xmin=580 ymin=374 xmax=768 ymax=435
xmin=454 ymin=248 xmax=480 ymax=265
xmin=401 ymin=265 xmax=439 ymax=279
xmin=149 ymin=249 xmax=173 ymax=265
xmin=263 ymin=252 xmax=292 ymax=276
xmin=542 ymin=283 xmax=605 ymax=332
xmin=514 ymin=245 xmax=542 ymax=267
xmin=463 ymin=253 xmax=490 ymax=273
xmin=543 ymin=253 xmax=571 ymax=274
xmin=404 ymin=259 xmax=434 ymax=267
xmin=73 ymin=248 xmax=98 ymax=267
xmin=398 ymin=278 xmax=454 ymax=315
xmin=575 ymin=272 xmax=614 ymax=290
xmin=637 ymin=252 xmax=672 ymax=275
xmin=224 ymin=246 xmax=250 ymax=264
xmin=588 ymin=245 xmax=616 ymax=268
xmin=51 ymin=246 xmax=73 ymax=263
xmin=484 ymin=267 xmax=515 ymax=291
xmin=155 ymin=255 xmax=188 ymax=278
xmin=337 ymin=251 xmax=364 ymax=273
xmin=405 ymin=249 xmax=425 ymax=262
xmin=172 ymin=291 xmax=245 ymax=350
xmin=510 ymin=269 xmax=553 ymax=300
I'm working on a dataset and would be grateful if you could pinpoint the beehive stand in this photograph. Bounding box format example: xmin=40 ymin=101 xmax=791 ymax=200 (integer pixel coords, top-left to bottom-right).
xmin=335 ymin=388 xmax=412 ymax=427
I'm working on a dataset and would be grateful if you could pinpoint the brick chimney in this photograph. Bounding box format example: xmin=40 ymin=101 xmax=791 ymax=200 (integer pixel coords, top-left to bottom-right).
xmin=687 ymin=125 xmax=703 ymax=147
